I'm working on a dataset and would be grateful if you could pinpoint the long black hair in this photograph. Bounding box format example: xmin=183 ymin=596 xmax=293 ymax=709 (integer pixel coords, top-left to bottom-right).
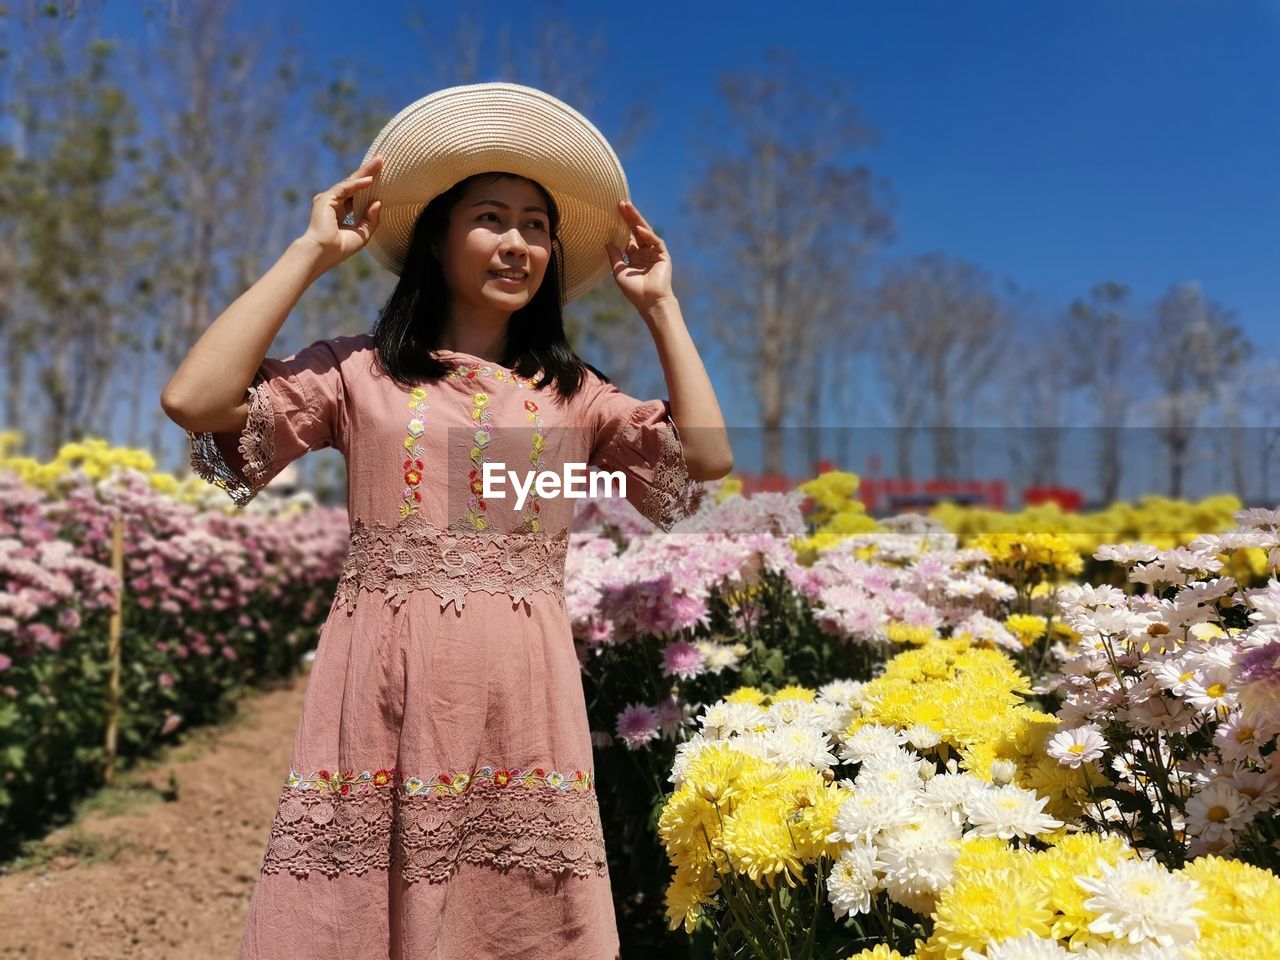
xmin=369 ymin=171 xmax=609 ymax=401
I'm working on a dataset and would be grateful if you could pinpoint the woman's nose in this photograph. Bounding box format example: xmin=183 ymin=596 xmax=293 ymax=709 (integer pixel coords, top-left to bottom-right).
xmin=500 ymin=228 xmax=528 ymax=255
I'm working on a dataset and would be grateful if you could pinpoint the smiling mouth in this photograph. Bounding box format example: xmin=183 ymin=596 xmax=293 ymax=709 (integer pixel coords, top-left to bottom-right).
xmin=490 ymin=270 xmax=528 ymax=281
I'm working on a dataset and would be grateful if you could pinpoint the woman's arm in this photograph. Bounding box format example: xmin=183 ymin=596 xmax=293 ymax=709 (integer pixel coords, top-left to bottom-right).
xmin=160 ymin=239 xmax=330 ymax=432
xmin=640 ymin=296 xmax=734 ymax=481
xmin=160 ymin=156 xmax=384 ymax=432
xmin=605 ymin=199 xmax=733 ymax=482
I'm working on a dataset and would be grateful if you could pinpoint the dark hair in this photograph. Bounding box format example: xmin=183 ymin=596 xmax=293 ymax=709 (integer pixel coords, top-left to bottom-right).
xmin=369 ymin=171 xmax=609 ymax=401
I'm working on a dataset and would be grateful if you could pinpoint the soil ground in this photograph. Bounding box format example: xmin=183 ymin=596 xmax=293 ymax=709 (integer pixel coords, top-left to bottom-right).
xmin=0 ymin=673 xmax=306 ymax=959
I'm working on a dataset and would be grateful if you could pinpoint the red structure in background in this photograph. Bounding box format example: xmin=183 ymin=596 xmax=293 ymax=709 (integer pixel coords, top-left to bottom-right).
xmin=732 ymin=459 xmax=1084 ymax=517
xmin=857 ymin=476 xmax=1009 ymax=514
xmin=1022 ymin=486 xmax=1084 ymax=511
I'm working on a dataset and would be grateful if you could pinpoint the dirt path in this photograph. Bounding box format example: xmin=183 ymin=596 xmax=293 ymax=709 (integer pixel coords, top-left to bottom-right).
xmin=0 ymin=673 xmax=307 ymax=959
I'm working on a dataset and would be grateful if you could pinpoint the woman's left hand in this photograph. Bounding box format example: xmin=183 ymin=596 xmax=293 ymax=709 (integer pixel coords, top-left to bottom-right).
xmin=605 ymin=199 xmax=674 ymax=316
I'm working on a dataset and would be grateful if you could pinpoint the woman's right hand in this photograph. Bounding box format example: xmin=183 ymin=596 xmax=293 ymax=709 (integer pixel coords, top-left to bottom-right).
xmin=298 ymin=154 xmax=384 ymax=271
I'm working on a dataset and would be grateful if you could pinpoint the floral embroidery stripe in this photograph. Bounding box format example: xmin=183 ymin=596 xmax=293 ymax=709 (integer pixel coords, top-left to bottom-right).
xmin=466 ymin=391 xmax=493 ymax=529
xmin=284 ymin=765 xmax=595 ymax=795
xmin=400 ymin=386 xmax=429 ymax=519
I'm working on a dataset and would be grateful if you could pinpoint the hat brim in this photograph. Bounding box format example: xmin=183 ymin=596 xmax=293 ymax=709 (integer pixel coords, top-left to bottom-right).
xmin=352 ymin=82 xmax=631 ymax=305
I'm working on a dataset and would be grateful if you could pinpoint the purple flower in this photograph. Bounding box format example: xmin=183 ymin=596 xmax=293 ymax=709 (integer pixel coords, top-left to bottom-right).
xmin=615 ymin=704 xmax=660 ymax=750
xmin=660 ymin=640 xmax=705 ymax=680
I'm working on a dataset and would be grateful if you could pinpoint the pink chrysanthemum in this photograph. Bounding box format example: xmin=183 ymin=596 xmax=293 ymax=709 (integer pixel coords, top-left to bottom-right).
xmin=661 ymin=640 xmax=705 ymax=679
xmin=615 ymin=703 xmax=660 ymax=749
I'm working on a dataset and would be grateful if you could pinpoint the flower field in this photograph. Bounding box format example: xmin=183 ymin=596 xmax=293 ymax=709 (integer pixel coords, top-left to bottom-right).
xmin=3 ymin=435 xmax=1279 ymax=958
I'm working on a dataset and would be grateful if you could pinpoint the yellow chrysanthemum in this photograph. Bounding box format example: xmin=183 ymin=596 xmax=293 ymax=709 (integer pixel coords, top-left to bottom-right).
xmin=886 ymin=621 xmax=939 ymax=646
xmin=1004 ymin=613 xmax=1047 ymax=648
xmin=724 ymin=686 xmax=768 ymax=705
xmin=1179 ymin=856 xmax=1280 ymax=959
xmin=770 ymin=684 xmax=817 ymax=703
xmin=664 ymin=859 xmax=721 ymax=933
xmin=922 ymin=865 xmax=1053 ymax=960
xmin=842 ymin=946 xmax=910 ymax=960
xmin=718 ymin=795 xmax=809 ymax=889
xmin=1037 ymin=832 xmax=1135 ymax=944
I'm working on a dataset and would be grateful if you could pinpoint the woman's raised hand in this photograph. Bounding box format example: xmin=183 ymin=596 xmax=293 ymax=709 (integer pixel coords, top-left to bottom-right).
xmin=605 ymin=199 xmax=675 ymax=315
xmin=299 ymin=154 xmax=384 ymax=270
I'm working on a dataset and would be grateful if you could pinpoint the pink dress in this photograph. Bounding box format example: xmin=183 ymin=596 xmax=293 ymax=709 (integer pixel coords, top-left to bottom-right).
xmin=186 ymin=332 xmax=702 ymax=960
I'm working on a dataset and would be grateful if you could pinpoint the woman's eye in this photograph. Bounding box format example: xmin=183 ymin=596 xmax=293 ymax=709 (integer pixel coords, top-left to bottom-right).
xmin=479 ymin=212 xmax=546 ymax=231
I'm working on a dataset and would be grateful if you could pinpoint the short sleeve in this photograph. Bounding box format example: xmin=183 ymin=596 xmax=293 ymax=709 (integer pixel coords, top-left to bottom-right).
xmin=186 ymin=337 xmax=348 ymax=508
xmin=583 ymin=374 xmax=706 ymax=532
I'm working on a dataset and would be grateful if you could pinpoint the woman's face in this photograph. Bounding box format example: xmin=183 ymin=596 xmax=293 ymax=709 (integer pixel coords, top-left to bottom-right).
xmin=438 ymin=175 xmax=553 ymax=315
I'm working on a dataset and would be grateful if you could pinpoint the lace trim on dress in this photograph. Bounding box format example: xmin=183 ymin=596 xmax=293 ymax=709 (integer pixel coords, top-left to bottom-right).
xmin=397 ymin=780 xmax=608 ymax=883
xmin=260 ymin=766 xmax=607 ymax=881
xmin=335 ymin=514 xmax=570 ymax=614
xmin=601 ymin=401 xmax=706 ymax=532
xmin=261 ymin=788 xmax=394 ymax=879
xmin=186 ymin=379 xmax=277 ymax=507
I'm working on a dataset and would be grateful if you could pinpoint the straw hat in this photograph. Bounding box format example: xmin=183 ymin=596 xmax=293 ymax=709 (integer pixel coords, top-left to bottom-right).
xmin=351 ymin=82 xmax=632 ymax=304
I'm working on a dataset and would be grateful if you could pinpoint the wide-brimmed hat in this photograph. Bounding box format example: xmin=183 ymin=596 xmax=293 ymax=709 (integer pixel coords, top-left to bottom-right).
xmin=351 ymin=82 xmax=632 ymax=304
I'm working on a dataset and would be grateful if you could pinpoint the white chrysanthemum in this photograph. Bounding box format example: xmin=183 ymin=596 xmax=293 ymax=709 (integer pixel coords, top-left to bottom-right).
xmin=1183 ymin=666 xmax=1237 ymax=715
xmin=818 ymin=678 xmax=867 ymax=709
xmin=1151 ymin=657 xmax=1201 ymax=696
xmin=668 ymin=732 xmax=713 ymax=785
xmin=1046 ymin=724 xmax=1107 ymax=768
xmin=761 ymin=724 xmax=839 ymax=770
xmin=696 ymin=642 xmax=742 ymax=673
xmin=1076 ymin=857 xmax=1203 ymax=947
xmin=697 ymin=701 xmax=768 ymax=739
xmin=839 ymin=722 xmax=909 ymax=765
xmin=767 ymin=697 xmax=819 ymax=727
xmin=962 ymin=932 xmax=1072 ymax=959
xmin=1071 ymin=943 xmax=1197 ymax=959
xmin=920 ymin=772 xmax=990 ymax=819
xmin=1185 ymin=780 xmax=1249 ymax=844
xmin=964 ymin=784 xmax=1064 ymax=840
xmin=877 ymin=808 xmax=961 ymax=914
xmin=1059 ymin=582 xmax=1128 ymax=609
xmin=859 ymin=745 xmax=928 ymax=778
xmin=1212 ymin=711 xmax=1262 ymax=763
xmin=825 ymin=837 xmax=882 ymax=919
xmin=989 ymin=759 xmax=1018 ymax=784
xmin=1095 ymin=542 xmax=1160 ymax=565
xmin=828 ymin=786 xmax=916 ymax=842
xmin=810 ymin=699 xmax=857 ymax=738
xmin=905 ymin=722 xmax=942 ymax=750
xmin=727 ymin=729 xmax=773 ymax=762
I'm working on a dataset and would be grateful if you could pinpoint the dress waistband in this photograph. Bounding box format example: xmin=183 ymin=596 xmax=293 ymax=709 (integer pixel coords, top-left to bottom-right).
xmin=334 ymin=517 xmax=570 ymax=615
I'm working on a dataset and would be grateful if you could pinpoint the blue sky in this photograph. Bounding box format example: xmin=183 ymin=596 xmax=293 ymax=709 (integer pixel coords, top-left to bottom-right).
xmin=81 ymin=1 xmax=1279 ymax=490
xmin=231 ymin=0 xmax=1280 ymax=345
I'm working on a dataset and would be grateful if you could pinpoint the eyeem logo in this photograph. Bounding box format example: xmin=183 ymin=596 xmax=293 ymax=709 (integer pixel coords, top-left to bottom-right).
xmin=481 ymin=462 xmax=625 ymax=510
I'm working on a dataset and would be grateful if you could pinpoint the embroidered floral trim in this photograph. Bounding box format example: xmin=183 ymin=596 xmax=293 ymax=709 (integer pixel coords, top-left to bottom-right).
xmin=261 ymin=765 xmax=607 ymax=881
xmin=335 ymin=514 xmax=570 ymax=613
xmin=186 ymin=378 xmax=277 ymax=507
xmin=601 ymin=401 xmax=706 ymax=532
xmin=400 ymin=386 xmax=430 ymax=518
xmin=465 ymin=391 xmax=494 ymax=529
xmin=399 ymin=364 xmax=548 ymax=527
xmin=445 ymin=362 xmax=544 ymax=389
xmin=283 ymin=765 xmax=595 ymax=795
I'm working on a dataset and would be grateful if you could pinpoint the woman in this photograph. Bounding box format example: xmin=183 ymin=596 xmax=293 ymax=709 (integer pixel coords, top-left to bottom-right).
xmin=161 ymin=83 xmax=732 ymax=959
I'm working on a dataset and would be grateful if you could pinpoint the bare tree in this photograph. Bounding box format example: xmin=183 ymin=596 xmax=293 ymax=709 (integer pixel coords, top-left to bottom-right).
xmin=132 ymin=0 xmax=309 ymax=465
xmin=1063 ymin=281 xmax=1137 ymax=505
xmin=873 ymin=253 xmax=1015 ymax=479
xmin=1147 ymin=281 xmax=1249 ymax=498
xmin=0 ymin=12 xmax=161 ymax=456
xmin=684 ymin=49 xmax=895 ymax=475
